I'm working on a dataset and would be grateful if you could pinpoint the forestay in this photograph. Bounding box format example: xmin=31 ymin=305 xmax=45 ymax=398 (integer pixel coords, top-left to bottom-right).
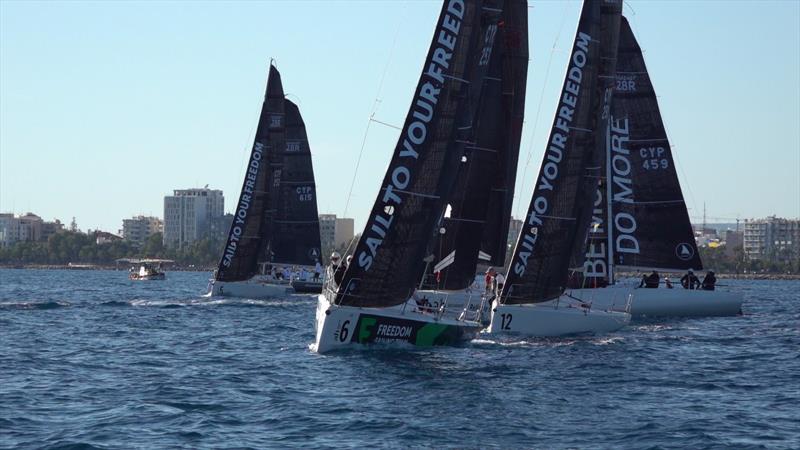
xmin=582 ymin=16 xmax=701 ymax=283
xmin=336 ymin=0 xmax=504 ymax=307
xmin=502 ymin=0 xmax=623 ymax=304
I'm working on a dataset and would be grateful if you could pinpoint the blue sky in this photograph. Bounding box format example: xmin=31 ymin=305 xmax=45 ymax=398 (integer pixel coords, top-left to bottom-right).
xmin=1 ymin=0 xmax=798 ymax=233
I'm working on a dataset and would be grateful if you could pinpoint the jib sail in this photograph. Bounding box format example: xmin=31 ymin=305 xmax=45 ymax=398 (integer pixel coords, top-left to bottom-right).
xmin=502 ymin=0 xmax=622 ymax=304
xmin=336 ymin=0 xmax=505 ymax=307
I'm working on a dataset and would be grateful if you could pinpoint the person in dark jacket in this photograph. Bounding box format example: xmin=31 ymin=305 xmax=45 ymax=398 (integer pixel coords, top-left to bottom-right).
xmin=702 ymin=270 xmax=717 ymax=291
xmin=333 ymin=255 xmax=349 ymax=286
xmin=681 ymin=269 xmax=701 ymax=290
xmin=639 ymin=270 xmax=660 ymax=288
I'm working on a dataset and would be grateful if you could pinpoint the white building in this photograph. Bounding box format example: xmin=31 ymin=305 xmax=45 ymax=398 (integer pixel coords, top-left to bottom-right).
xmin=0 ymin=213 xmax=63 ymax=247
xmin=744 ymin=216 xmax=800 ymax=263
xmin=122 ymin=216 xmax=163 ymax=247
xmin=163 ymin=188 xmax=224 ymax=248
xmin=319 ymin=214 xmax=355 ymax=254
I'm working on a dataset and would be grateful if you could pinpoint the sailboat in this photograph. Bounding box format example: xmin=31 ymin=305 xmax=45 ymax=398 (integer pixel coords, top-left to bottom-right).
xmin=407 ymin=0 xmax=528 ymax=326
xmin=571 ymin=16 xmax=743 ymax=317
xmin=488 ymin=0 xmax=632 ymax=337
xmin=209 ymin=63 xmax=323 ymax=299
xmin=314 ymin=0 xmax=511 ymax=353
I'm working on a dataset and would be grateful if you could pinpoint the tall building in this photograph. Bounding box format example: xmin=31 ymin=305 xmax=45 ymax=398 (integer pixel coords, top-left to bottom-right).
xmin=743 ymin=216 xmax=800 ymax=263
xmin=319 ymin=214 xmax=355 ymax=254
xmin=122 ymin=216 xmax=163 ymax=247
xmin=163 ymin=188 xmax=224 ymax=248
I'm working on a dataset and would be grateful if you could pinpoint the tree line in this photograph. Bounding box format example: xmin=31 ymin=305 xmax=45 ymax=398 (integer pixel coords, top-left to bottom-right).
xmin=0 ymin=232 xmax=225 ymax=268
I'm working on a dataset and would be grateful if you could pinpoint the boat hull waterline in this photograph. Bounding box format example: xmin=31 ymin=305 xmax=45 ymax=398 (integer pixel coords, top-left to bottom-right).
xmin=314 ymin=295 xmax=483 ymax=353
xmin=488 ymin=298 xmax=631 ymax=337
xmin=570 ymin=286 xmax=743 ymax=318
xmin=210 ymin=280 xmax=292 ymax=299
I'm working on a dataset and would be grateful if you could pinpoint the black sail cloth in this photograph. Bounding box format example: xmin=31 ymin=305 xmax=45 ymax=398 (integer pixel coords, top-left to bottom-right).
xmin=582 ymin=16 xmax=701 ymax=284
xmin=215 ymin=65 xmax=321 ymax=282
xmin=336 ymin=0 xmax=504 ymax=308
xmin=431 ymin=0 xmax=529 ymax=291
xmin=502 ymin=0 xmax=623 ymax=304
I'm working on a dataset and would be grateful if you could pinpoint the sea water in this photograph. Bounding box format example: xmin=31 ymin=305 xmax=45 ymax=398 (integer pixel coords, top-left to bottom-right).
xmin=1 ymin=269 xmax=798 ymax=449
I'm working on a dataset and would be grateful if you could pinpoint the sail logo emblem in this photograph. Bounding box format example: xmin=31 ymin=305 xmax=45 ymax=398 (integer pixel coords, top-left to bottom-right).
xmin=675 ymin=243 xmax=695 ymax=261
xmin=308 ymin=247 xmax=320 ymax=261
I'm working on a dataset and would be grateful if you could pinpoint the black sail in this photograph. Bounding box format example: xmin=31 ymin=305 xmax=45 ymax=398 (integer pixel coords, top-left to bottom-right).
xmin=337 ymin=0 xmax=503 ymax=307
xmin=502 ymin=0 xmax=622 ymax=304
xmin=267 ymin=99 xmax=322 ymax=266
xmin=607 ymin=16 xmax=701 ymax=272
xmin=433 ymin=0 xmax=529 ymax=290
xmin=215 ymin=65 xmax=285 ymax=282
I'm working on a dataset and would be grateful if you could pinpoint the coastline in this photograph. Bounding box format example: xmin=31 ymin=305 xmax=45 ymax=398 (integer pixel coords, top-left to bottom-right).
xmin=2 ymin=264 xmax=798 ymax=280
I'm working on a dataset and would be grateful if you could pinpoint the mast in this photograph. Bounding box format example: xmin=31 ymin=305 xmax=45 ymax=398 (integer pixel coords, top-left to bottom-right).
xmin=336 ymin=0 xmax=505 ymax=308
xmin=501 ymin=0 xmax=622 ymax=304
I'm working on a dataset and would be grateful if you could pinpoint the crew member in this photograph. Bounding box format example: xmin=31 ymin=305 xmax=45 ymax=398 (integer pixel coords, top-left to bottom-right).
xmin=327 ymin=252 xmax=341 ymax=286
xmin=681 ymin=269 xmax=701 ymax=290
xmin=702 ymin=270 xmax=717 ymax=291
xmin=639 ymin=270 xmax=660 ymax=288
xmin=333 ymin=255 xmax=349 ymax=286
xmin=493 ymin=271 xmax=505 ymax=297
xmin=664 ymin=277 xmax=673 ymax=289
xmin=484 ymin=267 xmax=495 ymax=294
xmin=313 ymin=260 xmax=322 ymax=281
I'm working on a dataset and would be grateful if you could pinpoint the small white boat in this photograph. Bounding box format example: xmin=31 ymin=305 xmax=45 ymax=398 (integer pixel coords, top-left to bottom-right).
xmin=125 ymin=259 xmax=169 ymax=281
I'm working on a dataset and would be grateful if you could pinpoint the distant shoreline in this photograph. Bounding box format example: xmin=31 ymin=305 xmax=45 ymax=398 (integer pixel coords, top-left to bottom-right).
xmin=2 ymin=264 xmax=798 ymax=280
xmin=0 ymin=264 xmax=214 ymax=273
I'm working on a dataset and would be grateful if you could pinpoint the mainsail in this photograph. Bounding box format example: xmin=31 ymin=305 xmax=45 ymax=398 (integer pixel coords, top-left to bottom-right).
xmin=215 ymin=65 xmax=321 ymax=282
xmin=266 ymin=99 xmax=322 ymax=266
xmin=502 ymin=0 xmax=623 ymax=304
xmin=432 ymin=0 xmax=529 ymax=290
xmin=336 ymin=0 xmax=505 ymax=307
xmin=583 ymin=16 xmax=701 ymax=283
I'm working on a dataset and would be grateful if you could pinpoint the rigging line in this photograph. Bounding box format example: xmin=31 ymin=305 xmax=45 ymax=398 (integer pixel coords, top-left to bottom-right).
xmin=342 ymin=1 xmax=407 ymax=220
xmin=513 ymin=0 xmax=572 ymax=220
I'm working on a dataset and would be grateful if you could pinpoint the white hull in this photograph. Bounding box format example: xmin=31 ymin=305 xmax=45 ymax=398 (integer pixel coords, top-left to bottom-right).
xmin=489 ymin=298 xmax=631 ymax=336
xmin=210 ymin=279 xmax=292 ymax=299
xmin=570 ymin=285 xmax=743 ymax=318
xmin=314 ymin=294 xmax=483 ymax=353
